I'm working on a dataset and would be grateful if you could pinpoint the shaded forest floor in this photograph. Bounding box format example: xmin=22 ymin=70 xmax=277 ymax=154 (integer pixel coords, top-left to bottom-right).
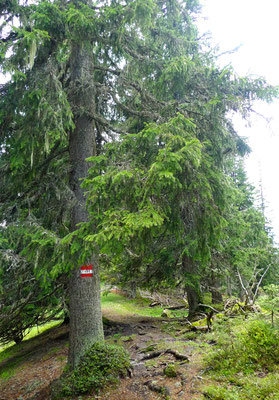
xmin=0 ymin=291 xmax=212 ymax=400
xmin=1 ymin=291 xmax=279 ymax=400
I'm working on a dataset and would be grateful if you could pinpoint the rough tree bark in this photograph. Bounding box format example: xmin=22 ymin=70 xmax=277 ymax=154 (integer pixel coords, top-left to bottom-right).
xmin=68 ymin=42 xmax=104 ymax=370
xmin=210 ymin=270 xmax=223 ymax=304
xmin=182 ymin=255 xmax=203 ymax=318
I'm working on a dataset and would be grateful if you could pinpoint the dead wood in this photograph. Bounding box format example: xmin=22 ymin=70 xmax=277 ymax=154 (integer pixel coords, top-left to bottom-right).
xmin=149 ymin=301 xmax=161 ymax=307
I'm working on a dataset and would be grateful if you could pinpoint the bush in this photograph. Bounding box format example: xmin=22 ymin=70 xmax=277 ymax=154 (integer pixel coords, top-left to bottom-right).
xmin=242 ymin=320 xmax=279 ymax=368
xmin=203 ymin=374 xmax=279 ymax=400
xmin=203 ymin=385 xmax=239 ymax=400
xmin=60 ymin=342 xmax=130 ymax=397
xmin=207 ymin=319 xmax=279 ymax=374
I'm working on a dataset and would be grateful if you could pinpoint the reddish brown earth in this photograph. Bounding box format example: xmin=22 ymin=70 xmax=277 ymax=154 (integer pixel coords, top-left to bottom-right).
xmin=0 ymin=313 xmax=208 ymax=400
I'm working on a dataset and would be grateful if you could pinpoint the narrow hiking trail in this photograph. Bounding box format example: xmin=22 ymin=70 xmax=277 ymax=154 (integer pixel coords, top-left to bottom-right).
xmin=0 ymin=309 xmax=211 ymax=400
xmin=99 ymin=319 xmax=205 ymax=400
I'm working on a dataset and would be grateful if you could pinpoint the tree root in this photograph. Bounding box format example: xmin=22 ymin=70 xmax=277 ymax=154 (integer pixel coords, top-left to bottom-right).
xmin=141 ymin=349 xmax=189 ymax=362
xmin=165 ymin=349 xmax=189 ymax=361
xmin=144 ymin=380 xmax=171 ymax=398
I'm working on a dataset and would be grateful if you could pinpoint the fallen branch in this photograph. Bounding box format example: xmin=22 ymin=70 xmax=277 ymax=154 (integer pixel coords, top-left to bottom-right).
xmin=198 ymin=304 xmax=220 ymax=313
xmin=149 ymin=301 xmax=161 ymax=307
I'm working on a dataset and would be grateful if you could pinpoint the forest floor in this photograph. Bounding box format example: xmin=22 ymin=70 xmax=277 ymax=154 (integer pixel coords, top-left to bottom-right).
xmin=0 ymin=290 xmax=214 ymax=400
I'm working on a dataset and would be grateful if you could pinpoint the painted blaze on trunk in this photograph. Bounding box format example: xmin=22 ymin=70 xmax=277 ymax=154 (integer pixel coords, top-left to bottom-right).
xmin=68 ymin=43 xmax=104 ymax=370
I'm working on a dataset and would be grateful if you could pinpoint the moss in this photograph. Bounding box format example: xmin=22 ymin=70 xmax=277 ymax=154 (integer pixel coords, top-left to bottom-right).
xmin=106 ymin=333 xmax=136 ymax=346
xmin=157 ymin=340 xmax=190 ymax=353
xmin=164 ymin=364 xmax=177 ymax=378
xmin=56 ymin=342 xmax=130 ymax=398
xmin=192 ymin=318 xmax=207 ymax=327
xmin=202 ymin=385 xmax=237 ymax=399
xmin=161 ymin=309 xmax=172 ymax=318
xmin=141 ymin=344 xmax=157 ymax=353
xmin=183 ymin=331 xmax=198 ymax=340
xmin=207 ymin=319 xmax=279 ymax=375
xmin=203 ymin=373 xmax=279 ymax=400
xmin=0 ymin=354 xmax=26 ymax=381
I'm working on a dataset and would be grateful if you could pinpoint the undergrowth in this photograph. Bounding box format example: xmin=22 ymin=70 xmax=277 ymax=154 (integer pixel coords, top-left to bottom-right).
xmin=57 ymin=342 xmax=130 ymax=398
xmin=204 ymin=374 xmax=279 ymax=400
xmin=207 ymin=318 xmax=279 ymax=374
xmin=203 ymin=315 xmax=279 ymax=399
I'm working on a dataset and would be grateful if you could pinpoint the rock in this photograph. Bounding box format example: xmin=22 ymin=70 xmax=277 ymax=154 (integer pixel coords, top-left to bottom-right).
xmin=161 ymin=309 xmax=172 ymax=318
xmin=144 ymin=380 xmax=171 ymax=397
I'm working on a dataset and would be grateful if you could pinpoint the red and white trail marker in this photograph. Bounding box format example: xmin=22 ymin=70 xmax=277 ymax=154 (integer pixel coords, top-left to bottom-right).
xmin=80 ymin=264 xmax=93 ymax=277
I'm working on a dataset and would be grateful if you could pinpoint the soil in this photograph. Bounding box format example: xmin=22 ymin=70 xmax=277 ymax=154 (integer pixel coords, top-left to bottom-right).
xmin=0 ymin=310 xmax=210 ymax=400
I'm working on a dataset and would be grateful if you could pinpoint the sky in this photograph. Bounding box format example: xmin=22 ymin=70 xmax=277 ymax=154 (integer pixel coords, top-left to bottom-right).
xmin=197 ymin=0 xmax=279 ymax=241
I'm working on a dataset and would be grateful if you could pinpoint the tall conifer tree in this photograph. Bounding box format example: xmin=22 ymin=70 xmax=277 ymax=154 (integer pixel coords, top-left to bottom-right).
xmin=0 ymin=0 xmax=277 ymax=367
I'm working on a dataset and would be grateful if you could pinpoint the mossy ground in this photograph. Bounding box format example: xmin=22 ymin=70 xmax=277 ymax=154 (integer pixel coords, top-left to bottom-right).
xmin=57 ymin=342 xmax=130 ymax=398
xmin=201 ymin=315 xmax=279 ymax=399
xmin=1 ymin=291 xmax=279 ymax=400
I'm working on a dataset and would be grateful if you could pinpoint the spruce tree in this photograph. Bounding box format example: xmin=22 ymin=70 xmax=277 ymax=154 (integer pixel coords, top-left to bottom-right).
xmin=0 ymin=0 xmax=277 ymax=366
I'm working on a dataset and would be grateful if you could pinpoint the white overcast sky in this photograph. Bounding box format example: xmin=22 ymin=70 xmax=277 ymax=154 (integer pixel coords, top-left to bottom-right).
xmin=198 ymin=0 xmax=279 ymax=241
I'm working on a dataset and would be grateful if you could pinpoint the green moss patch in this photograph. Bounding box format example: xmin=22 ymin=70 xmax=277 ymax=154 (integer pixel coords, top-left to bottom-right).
xmin=59 ymin=342 xmax=130 ymax=397
xmin=202 ymin=317 xmax=279 ymax=400
xmin=207 ymin=319 xmax=279 ymax=375
xmin=164 ymin=364 xmax=177 ymax=377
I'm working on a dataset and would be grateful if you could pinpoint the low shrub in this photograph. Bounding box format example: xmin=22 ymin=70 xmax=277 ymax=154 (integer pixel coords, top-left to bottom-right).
xmin=203 ymin=373 xmax=279 ymax=399
xmin=207 ymin=319 xmax=279 ymax=375
xmin=203 ymin=385 xmax=239 ymax=400
xmin=60 ymin=342 xmax=130 ymax=397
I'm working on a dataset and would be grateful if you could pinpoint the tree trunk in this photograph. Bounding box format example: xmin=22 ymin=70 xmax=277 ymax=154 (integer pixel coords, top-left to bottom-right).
xmin=129 ymin=281 xmax=137 ymax=299
xmin=68 ymin=42 xmax=104 ymax=370
xmin=226 ymin=275 xmax=232 ymax=297
xmin=182 ymin=255 xmax=203 ymax=318
xmin=210 ymin=270 xmax=223 ymax=304
xmin=211 ymin=288 xmax=223 ymax=304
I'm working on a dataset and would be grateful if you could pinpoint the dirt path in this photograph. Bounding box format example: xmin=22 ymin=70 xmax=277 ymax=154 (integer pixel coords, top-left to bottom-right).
xmin=99 ymin=315 xmax=205 ymax=400
xmin=0 ymin=312 xmax=208 ymax=400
